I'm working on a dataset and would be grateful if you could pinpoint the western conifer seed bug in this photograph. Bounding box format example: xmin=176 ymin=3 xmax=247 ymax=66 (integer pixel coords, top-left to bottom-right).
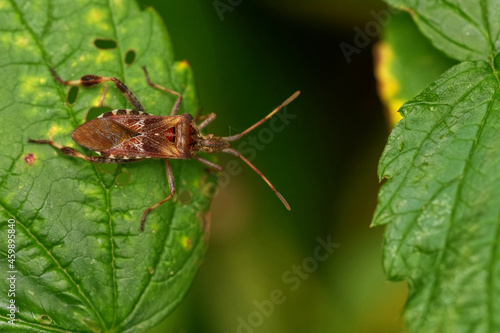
xmin=29 ymin=67 xmax=300 ymax=231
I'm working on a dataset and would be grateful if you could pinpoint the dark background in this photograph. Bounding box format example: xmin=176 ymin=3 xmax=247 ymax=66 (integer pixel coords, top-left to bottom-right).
xmin=136 ymin=0 xmax=407 ymax=332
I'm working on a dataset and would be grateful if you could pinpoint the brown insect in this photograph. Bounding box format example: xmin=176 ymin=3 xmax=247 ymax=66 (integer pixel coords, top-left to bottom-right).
xmin=29 ymin=67 xmax=300 ymax=231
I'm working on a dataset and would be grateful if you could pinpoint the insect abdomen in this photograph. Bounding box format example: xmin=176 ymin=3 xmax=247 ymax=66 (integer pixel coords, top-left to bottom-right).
xmin=98 ymin=109 xmax=149 ymax=118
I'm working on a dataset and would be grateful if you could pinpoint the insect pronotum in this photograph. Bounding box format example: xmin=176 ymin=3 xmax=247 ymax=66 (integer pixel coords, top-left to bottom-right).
xmin=29 ymin=67 xmax=300 ymax=231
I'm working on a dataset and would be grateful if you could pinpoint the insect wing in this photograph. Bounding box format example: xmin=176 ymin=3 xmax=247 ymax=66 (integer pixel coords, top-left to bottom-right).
xmin=103 ymin=134 xmax=181 ymax=158
xmin=71 ymin=117 xmax=139 ymax=151
xmin=110 ymin=115 xmax=179 ymax=134
xmin=102 ymin=115 xmax=182 ymax=158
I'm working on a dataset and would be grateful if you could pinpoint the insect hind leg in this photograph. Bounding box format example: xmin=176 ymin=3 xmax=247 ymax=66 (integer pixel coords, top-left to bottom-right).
xmin=28 ymin=139 xmax=140 ymax=164
xmin=140 ymin=160 xmax=176 ymax=231
xmin=50 ymin=68 xmax=145 ymax=111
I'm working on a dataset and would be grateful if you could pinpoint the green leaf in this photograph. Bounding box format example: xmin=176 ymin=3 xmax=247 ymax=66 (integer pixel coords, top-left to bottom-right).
xmin=374 ymin=2 xmax=500 ymax=331
xmin=374 ymin=11 xmax=457 ymax=127
xmin=386 ymin=0 xmax=500 ymax=62
xmin=0 ymin=0 xmax=213 ymax=332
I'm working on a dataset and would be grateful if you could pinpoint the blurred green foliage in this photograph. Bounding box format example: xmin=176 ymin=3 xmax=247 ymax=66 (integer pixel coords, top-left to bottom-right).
xmin=374 ymin=12 xmax=456 ymax=127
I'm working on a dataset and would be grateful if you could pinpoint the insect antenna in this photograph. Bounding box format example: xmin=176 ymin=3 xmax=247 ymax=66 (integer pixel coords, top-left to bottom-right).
xmin=218 ymin=91 xmax=300 ymax=210
xmin=221 ymin=91 xmax=300 ymax=142
xmin=222 ymin=148 xmax=291 ymax=211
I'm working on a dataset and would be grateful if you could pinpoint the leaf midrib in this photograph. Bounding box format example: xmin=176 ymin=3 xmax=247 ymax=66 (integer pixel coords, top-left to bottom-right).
xmin=8 ymin=0 xmax=107 ymax=329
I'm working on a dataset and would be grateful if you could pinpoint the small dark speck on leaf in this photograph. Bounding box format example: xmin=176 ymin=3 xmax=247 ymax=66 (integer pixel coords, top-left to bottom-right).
xmin=94 ymin=38 xmax=117 ymax=50
xmin=124 ymin=50 xmax=136 ymax=65
xmin=115 ymin=170 xmax=131 ymax=186
xmin=40 ymin=314 xmax=52 ymax=325
xmin=24 ymin=153 xmax=35 ymax=166
xmin=67 ymin=86 xmax=78 ymax=104
xmin=177 ymin=189 xmax=193 ymax=205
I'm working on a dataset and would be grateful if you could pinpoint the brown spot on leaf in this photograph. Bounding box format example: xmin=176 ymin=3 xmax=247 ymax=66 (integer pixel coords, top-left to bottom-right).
xmin=24 ymin=153 xmax=35 ymax=166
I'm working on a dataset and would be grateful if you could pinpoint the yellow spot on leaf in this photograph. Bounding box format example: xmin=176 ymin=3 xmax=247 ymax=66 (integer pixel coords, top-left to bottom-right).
xmin=181 ymin=236 xmax=192 ymax=251
xmin=16 ymin=36 xmax=29 ymax=47
xmin=86 ymin=8 xmax=104 ymax=23
xmin=177 ymin=60 xmax=190 ymax=70
xmin=20 ymin=76 xmax=43 ymax=98
xmin=92 ymin=90 xmax=106 ymax=106
xmin=96 ymin=50 xmax=114 ymax=63
xmin=374 ymin=41 xmax=403 ymax=127
xmin=85 ymin=8 xmax=109 ymax=31
xmin=49 ymin=125 xmax=68 ymax=138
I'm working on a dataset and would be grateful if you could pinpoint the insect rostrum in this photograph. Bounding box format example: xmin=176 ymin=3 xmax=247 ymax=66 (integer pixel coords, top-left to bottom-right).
xmin=29 ymin=67 xmax=300 ymax=231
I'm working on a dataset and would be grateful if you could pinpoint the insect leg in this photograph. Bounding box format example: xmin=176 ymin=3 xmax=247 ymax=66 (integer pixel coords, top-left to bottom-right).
xmin=139 ymin=160 xmax=176 ymax=231
xmin=98 ymin=85 xmax=108 ymax=107
xmin=50 ymin=68 xmax=145 ymax=111
xmin=141 ymin=66 xmax=182 ymax=116
xmin=197 ymin=113 xmax=217 ymax=130
xmin=28 ymin=139 xmax=142 ymax=164
xmin=193 ymin=155 xmax=223 ymax=171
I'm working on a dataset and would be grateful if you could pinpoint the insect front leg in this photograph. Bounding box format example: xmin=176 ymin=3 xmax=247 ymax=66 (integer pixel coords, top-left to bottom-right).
xmin=50 ymin=68 xmax=145 ymax=111
xmin=28 ymin=139 xmax=143 ymax=164
xmin=141 ymin=66 xmax=182 ymax=116
xmin=197 ymin=113 xmax=217 ymax=130
xmin=140 ymin=160 xmax=176 ymax=231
